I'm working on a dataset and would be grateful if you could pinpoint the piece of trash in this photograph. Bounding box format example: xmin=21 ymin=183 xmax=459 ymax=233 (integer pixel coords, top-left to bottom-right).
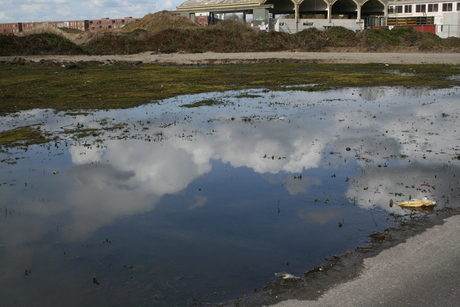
xmin=52 ymin=171 xmax=59 ymax=175
xmin=92 ymin=273 xmax=100 ymax=285
xmin=275 ymin=272 xmax=301 ymax=280
xmin=396 ymin=197 xmax=436 ymax=208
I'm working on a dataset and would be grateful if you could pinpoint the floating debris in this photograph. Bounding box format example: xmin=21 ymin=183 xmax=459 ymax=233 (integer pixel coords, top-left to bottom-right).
xmin=275 ymin=272 xmax=301 ymax=280
xmin=396 ymin=197 xmax=436 ymax=208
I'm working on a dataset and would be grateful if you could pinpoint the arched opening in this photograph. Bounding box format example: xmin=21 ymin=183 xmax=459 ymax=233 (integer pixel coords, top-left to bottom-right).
xmin=332 ymin=0 xmax=358 ymax=19
xmin=362 ymin=0 xmax=386 ymax=27
xmin=298 ymin=0 xmax=329 ymax=19
xmin=265 ymin=0 xmax=296 ymax=17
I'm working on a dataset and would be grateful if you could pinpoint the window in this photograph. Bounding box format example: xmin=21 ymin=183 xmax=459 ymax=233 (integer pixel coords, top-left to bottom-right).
xmin=405 ymin=5 xmax=412 ymax=13
xmin=389 ymin=6 xmax=395 ymax=14
xmin=395 ymin=5 xmax=403 ymax=13
xmin=443 ymin=3 xmax=453 ymax=11
xmin=428 ymin=4 xmax=438 ymax=11
xmin=457 ymin=2 xmax=460 ymax=11
xmin=416 ymin=4 xmax=426 ymax=12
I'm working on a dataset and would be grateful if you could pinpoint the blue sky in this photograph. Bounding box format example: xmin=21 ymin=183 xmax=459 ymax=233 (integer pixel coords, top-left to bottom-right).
xmin=0 ymin=0 xmax=184 ymax=23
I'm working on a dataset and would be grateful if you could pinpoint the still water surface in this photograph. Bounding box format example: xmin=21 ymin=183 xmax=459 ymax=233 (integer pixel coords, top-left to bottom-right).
xmin=1 ymin=87 xmax=459 ymax=306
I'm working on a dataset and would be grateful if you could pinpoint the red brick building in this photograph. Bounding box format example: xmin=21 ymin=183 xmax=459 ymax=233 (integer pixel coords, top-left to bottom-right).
xmin=0 ymin=17 xmax=140 ymax=35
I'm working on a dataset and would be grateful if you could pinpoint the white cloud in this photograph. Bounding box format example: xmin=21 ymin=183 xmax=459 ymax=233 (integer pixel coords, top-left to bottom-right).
xmin=0 ymin=11 xmax=11 ymax=21
xmin=2 ymin=87 xmax=459 ymax=244
xmin=0 ymin=0 xmax=184 ymax=23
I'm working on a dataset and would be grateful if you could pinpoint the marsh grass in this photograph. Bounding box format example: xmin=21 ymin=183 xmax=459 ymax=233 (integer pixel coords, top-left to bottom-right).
xmin=1 ymin=63 xmax=460 ymax=116
xmin=0 ymin=126 xmax=50 ymax=147
xmin=181 ymin=99 xmax=227 ymax=108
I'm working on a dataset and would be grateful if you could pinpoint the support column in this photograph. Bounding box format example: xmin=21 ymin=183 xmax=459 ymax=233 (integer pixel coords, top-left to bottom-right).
xmin=295 ymin=3 xmax=300 ymax=33
xmin=357 ymin=4 xmax=361 ymax=20
xmin=327 ymin=2 xmax=332 ymax=23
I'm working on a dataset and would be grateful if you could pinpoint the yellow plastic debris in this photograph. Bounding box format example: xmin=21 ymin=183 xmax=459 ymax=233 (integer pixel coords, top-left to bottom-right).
xmin=396 ymin=197 xmax=436 ymax=208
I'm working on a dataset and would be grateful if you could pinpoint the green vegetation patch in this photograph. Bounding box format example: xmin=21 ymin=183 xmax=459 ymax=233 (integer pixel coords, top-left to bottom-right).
xmin=181 ymin=99 xmax=228 ymax=108
xmin=0 ymin=126 xmax=50 ymax=147
xmin=1 ymin=63 xmax=459 ymax=116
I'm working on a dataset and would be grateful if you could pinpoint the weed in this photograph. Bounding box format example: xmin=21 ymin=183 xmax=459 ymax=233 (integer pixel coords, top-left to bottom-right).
xmin=0 ymin=126 xmax=50 ymax=147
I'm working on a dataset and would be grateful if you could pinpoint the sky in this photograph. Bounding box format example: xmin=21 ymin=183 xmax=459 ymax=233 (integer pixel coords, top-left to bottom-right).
xmin=0 ymin=0 xmax=184 ymax=23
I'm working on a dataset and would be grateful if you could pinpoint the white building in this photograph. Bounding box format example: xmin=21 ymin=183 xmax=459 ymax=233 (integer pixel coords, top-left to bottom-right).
xmin=387 ymin=0 xmax=460 ymax=37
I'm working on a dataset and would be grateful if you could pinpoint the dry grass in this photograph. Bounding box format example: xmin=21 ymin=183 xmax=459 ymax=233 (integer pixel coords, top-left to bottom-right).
xmin=120 ymin=11 xmax=198 ymax=33
xmin=18 ymin=22 xmax=94 ymax=45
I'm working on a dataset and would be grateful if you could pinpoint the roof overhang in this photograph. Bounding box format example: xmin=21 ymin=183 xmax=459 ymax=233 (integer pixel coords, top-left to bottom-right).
xmin=175 ymin=3 xmax=274 ymax=13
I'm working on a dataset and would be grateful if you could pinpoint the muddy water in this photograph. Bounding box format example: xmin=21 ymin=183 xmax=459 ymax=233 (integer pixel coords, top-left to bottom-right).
xmin=1 ymin=87 xmax=459 ymax=306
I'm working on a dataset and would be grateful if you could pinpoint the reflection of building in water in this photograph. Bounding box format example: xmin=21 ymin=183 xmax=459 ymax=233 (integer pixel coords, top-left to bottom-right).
xmin=357 ymin=86 xmax=431 ymax=100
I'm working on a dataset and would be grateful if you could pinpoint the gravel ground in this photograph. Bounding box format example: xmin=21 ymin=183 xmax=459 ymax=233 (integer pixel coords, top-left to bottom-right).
xmin=2 ymin=51 xmax=460 ymax=65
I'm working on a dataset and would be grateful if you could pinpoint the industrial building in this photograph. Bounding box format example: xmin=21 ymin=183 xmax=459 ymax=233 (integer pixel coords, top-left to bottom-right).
xmin=2 ymin=1 xmax=460 ymax=38
xmin=387 ymin=1 xmax=460 ymax=37
xmin=175 ymin=0 xmax=388 ymax=33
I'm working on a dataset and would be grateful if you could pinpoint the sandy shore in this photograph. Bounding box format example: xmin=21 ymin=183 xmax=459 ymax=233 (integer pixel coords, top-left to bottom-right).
xmin=2 ymin=51 xmax=460 ymax=65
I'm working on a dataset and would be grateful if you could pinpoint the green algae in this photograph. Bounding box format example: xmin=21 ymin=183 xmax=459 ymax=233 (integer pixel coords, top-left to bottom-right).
xmin=0 ymin=126 xmax=50 ymax=147
xmin=1 ymin=63 xmax=459 ymax=116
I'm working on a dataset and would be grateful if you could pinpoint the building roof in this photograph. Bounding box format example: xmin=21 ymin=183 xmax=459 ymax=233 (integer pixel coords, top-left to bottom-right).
xmin=177 ymin=0 xmax=264 ymax=10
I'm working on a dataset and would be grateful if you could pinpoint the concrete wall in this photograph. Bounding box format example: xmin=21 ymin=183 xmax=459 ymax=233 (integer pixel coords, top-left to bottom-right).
xmin=438 ymin=12 xmax=460 ymax=38
xmin=270 ymin=18 xmax=365 ymax=33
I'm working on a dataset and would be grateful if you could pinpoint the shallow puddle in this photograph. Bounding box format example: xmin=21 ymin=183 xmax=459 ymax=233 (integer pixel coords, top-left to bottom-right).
xmin=1 ymin=86 xmax=459 ymax=306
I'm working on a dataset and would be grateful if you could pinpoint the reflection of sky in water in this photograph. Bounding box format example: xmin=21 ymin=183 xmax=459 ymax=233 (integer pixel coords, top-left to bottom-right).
xmin=1 ymin=87 xmax=459 ymax=306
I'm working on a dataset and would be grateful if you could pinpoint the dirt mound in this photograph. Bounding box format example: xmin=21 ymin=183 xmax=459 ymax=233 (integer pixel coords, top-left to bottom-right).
xmin=120 ymin=11 xmax=198 ymax=33
xmin=81 ymin=30 xmax=151 ymax=54
xmin=3 ymin=18 xmax=460 ymax=55
xmin=18 ymin=22 xmax=69 ymax=37
xmin=357 ymin=27 xmax=450 ymax=51
xmin=17 ymin=22 xmax=94 ymax=45
xmin=0 ymin=33 xmax=85 ymax=56
xmin=293 ymin=27 xmax=358 ymax=51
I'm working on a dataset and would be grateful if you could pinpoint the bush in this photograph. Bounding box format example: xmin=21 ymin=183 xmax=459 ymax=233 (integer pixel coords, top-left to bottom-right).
xmin=1 ymin=33 xmax=84 ymax=55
